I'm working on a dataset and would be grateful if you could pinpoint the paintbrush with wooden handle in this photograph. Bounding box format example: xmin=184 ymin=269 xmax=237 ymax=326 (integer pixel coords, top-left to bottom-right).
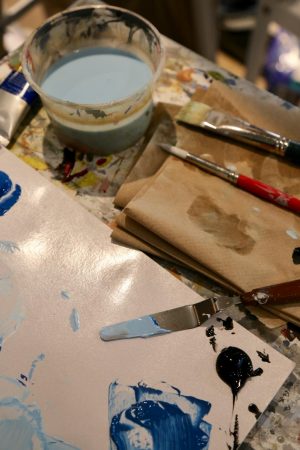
xmin=176 ymin=101 xmax=300 ymax=166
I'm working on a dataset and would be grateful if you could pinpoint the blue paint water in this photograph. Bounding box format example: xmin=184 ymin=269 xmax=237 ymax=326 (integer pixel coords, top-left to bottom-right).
xmin=100 ymin=315 xmax=170 ymax=341
xmin=0 ymin=171 xmax=21 ymax=216
xmin=69 ymin=308 xmax=80 ymax=332
xmin=109 ymin=381 xmax=212 ymax=450
xmin=41 ymin=47 xmax=153 ymax=104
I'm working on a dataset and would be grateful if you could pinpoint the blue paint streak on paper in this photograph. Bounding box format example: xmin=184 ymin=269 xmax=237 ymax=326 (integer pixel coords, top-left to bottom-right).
xmin=69 ymin=308 xmax=80 ymax=332
xmin=0 ymin=171 xmax=22 ymax=217
xmin=0 ymin=358 xmax=80 ymax=449
xmin=0 ymin=397 xmax=80 ymax=450
xmin=0 ymin=240 xmax=20 ymax=253
xmin=0 ymin=171 xmax=12 ymax=195
xmin=28 ymin=353 xmax=45 ymax=381
xmin=109 ymin=381 xmax=212 ymax=450
xmin=0 ymin=273 xmax=24 ymax=349
xmin=0 ymin=267 xmax=79 ymax=448
xmin=60 ymin=290 xmax=70 ymax=300
xmin=100 ymin=315 xmax=170 ymax=341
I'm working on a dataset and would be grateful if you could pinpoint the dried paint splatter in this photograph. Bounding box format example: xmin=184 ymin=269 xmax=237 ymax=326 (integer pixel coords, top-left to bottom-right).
xmin=256 ymin=350 xmax=270 ymax=363
xmin=69 ymin=308 xmax=80 ymax=332
xmin=286 ymin=229 xmax=299 ymax=240
xmin=0 ymin=241 xmax=20 ymax=253
xmin=60 ymin=290 xmax=71 ymax=300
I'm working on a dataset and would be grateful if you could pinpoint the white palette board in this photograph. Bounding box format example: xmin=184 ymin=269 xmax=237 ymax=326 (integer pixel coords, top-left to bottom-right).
xmin=0 ymin=147 xmax=295 ymax=450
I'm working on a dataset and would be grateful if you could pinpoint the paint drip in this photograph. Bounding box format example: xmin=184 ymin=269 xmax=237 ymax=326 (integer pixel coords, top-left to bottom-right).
xmin=248 ymin=403 xmax=261 ymax=419
xmin=256 ymin=350 xmax=270 ymax=363
xmin=230 ymin=414 xmax=239 ymax=450
xmin=216 ymin=346 xmax=263 ymax=405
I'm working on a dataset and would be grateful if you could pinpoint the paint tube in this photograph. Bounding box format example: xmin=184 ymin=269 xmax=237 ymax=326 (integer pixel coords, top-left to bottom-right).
xmin=0 ymin=65 xmax=38 ymax=146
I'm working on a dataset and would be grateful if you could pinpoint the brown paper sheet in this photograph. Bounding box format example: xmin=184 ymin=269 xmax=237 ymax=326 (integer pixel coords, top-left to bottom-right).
xmin=113 ymin=81 xmax=300 ymax=326
xmin=113 ymin=212 xmax=240 ymax=292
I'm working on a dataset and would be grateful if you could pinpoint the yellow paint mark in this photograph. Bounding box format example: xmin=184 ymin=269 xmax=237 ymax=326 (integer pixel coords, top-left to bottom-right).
xmin=20 ymin=155 xmax=48 ymax=171
xmin=75 ymin=171 xmax=100 ymax=188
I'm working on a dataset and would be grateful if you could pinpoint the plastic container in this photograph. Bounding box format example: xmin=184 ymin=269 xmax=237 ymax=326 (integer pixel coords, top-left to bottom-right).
xmin=22 ymin=5 xmax=164 ymax=154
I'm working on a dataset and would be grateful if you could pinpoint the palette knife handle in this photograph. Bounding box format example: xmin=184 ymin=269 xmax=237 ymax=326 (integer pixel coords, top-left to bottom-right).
xmin=241 ymin=279 xmax=300 ymax=306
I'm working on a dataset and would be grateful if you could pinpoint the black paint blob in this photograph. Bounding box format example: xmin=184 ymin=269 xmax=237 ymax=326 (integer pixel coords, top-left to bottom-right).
xmin=217 ymin=316 xmax=234 ymax=330
xmin=206 ymin=325 xmax=217 ymax=352
xmin=248 ymin=403 xmax=261 ymax=419
xmin=209 ymin=337 xmax=217 ymax=352
xmin=216 ymin=346 xmax=263 ymax=404
xmin=292 ymin=247 xmax=300 ymax=264
xmin=206 ymin=325 xmax=215 ymax=337
xmin=256 ymin=350 xmax=270 ymax=363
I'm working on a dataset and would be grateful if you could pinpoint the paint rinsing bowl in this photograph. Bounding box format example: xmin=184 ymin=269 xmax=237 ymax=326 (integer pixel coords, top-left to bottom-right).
xmin=22 ymin=5 xmax=165 ymax=155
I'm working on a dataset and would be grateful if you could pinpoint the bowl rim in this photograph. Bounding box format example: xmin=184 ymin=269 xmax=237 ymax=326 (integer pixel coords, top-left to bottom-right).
xmin=21 ymin=4 xmax=165 ymax=110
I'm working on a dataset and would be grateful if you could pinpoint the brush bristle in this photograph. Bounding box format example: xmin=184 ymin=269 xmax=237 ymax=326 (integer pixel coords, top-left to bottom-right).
xmin=176 ymin=101 xmax=211 ymax=125
xmin=159 ymin=144 xmax=188 ymax=160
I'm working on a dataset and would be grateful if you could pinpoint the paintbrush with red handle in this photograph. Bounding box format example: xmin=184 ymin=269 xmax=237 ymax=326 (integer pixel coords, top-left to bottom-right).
xmin=160 ymin=143 xmax=300 ymax=214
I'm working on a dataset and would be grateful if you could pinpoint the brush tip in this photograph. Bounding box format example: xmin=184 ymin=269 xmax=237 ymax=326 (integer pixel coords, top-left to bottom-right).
xmin=159 ymin=143 xmax=188 ymax=160
xmin=176 ymin=101 xmax=211 ymax=125
xmin=159 ymin=143 xmax=171 ymax=152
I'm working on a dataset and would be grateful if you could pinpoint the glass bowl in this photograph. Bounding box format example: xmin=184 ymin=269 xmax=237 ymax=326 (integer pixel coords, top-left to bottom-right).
xmin=22 ymin=5 xmax=165 ymax=155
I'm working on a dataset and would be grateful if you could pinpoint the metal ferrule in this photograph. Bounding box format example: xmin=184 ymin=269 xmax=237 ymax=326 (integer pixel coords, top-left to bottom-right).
xmin=186 ymin=153 xmax=239 ymax=184
xmin=202 ymin=111 xmax=288 ymax=156
xmin=274 ymin=136 xmax=289 ymax=155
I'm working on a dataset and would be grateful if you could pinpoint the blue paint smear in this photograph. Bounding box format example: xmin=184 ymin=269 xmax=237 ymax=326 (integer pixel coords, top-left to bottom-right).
xmin=0 ymin=273 xmax=24 ymax=349
xmin=109 ymin=381 xmax=212 ymax=450
xmin=0 ymin=240 xmax=20 ymax=253
xmin=28 ymin=353 xmax=45 ymax=381
xmin=100 ymin=315 xmax=170 ymax=341
xmin=0 ymin=171 xmax=22 ymax=217
xmin=281 ymin=100 xmax=294 ymax=110
xmin=0 ymin=397 xmax=80 ymax=450
xmin=0 ymin=171 xmax=12 ymax=196
xmin=60 ymin=290 xmax=70 ymax=300
xmin=0 ymin=356 xmax=80 ymax=449
xmin=69 ymin=308 xmax=80 ymax=332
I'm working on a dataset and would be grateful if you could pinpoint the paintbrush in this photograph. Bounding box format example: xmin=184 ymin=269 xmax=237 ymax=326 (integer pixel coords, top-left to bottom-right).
xmin=159 ymin=143 xmax=300 ymax=214
xmin=176 ymin=101 xmax=300 ymax=166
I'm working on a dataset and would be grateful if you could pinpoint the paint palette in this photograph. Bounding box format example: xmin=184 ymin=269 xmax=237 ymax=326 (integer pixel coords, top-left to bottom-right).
xmin=0 ymin=148 xmax=295 ymax=450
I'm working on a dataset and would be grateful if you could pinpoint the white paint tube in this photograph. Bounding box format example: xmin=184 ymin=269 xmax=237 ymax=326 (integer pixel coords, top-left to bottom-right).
xmin=0 ymin=64 xmax=38 ymax=146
